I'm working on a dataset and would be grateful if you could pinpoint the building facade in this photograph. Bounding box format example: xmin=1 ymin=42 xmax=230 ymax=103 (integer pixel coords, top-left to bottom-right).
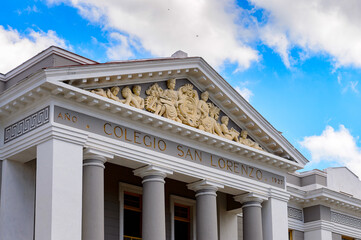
xmin=0 ymin=46 xmax=360 ymax=240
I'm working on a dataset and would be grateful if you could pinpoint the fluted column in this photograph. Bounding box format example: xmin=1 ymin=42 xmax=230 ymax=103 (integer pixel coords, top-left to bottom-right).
xmin=134 ymin=165 xmax=173 ymax=240
xmin=234 ymin=193 xmax=267 ymax=240
xmin=188 ymin=180 xmax=224 ymax=240
xmin=82 ymin=148 xmax=113 ymax=240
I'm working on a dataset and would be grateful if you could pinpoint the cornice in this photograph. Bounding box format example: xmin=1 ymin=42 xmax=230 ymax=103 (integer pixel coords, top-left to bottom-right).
xmin=287 ymin=186 xmax=361 ymax=214
xmin=304 ymin=220 xmax=334 ymax=232
xmin=289 ymin=169 xmax=327 ymax=178
xmin=1 ymin=46 xmax=97 ymax=80
xmin=0 ymin=124 xmax=89 ymax=161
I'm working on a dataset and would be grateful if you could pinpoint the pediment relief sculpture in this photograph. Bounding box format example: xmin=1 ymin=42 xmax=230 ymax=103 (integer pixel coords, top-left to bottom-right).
xmin=89 ymin=78 xmax=263 ymax=151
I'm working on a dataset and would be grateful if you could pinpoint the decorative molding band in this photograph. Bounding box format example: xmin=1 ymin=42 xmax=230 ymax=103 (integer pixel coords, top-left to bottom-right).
xmin=288 ymin=207 xmax=303 ymax=222
xmin=4 ymin=106 xmax=50 ymax=144
xmin=331 ymin=211 xmax=361 ymax=229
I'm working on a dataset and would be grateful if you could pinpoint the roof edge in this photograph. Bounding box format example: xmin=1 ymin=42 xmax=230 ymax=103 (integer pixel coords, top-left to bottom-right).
xmin=2 ymin=46 xmax=98 ymax=80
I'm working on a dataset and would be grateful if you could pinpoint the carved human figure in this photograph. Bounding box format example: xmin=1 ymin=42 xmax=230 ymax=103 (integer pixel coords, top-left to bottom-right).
xmin=209 ymin=104 xmax=224 ymax=137
xmin=91 ymin=86 xmax=121 ymax=102
xmin=121 ymin=86 xmax=142 ymax=108
xmin=132 ymin=85 xmax=145 ymax=109
xmin=90 ymin=88 xmax=107 ymax=97
xmin=158 ymin=78 xmax=181 ymax=122
xmin=198 ymin=91 xmax=210 ymax=119
xmin=220 ymin=116 xmax=240 ymax=142
xmin=239 ymin=130 xmax=263 ymax=150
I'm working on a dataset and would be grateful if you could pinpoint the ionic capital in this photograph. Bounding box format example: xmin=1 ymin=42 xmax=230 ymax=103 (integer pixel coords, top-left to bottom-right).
xmin=83 ymin=148 xmax=113 ymax=167
xmin=234 ymin=192 xmax=268 ymax=208
xmin=133 ymin=165 xmax=173 ymax=183
xmin=187 ymin=179 xmax=224 ymax=197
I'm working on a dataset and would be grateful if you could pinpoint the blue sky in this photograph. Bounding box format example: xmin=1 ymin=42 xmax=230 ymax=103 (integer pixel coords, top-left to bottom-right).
xmin=2 ymin=0 xmax=361 ymax=176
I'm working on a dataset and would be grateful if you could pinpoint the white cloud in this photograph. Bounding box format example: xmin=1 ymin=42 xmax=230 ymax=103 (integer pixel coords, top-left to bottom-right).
xmin=251 ymin=0 xmax=361 ymax=68
xmin=16 ymin=5 xmax=40 ymax=15
xmin=106 ymin=33 xmax=134 ymax=60
xmin=300 ymin=125 xmax=361 ymax=178
xmin=46 ymin=0 xmax=259 ymax=70
xmin=0 ymin=25 xmax=69 ymax=73
xmin=337 ymin=73 xmax=359 ymax=94
xmin=260 ymin=24 xmax=291 ymax=68
xmin=235 ymin=86 xmax=253 ymax=102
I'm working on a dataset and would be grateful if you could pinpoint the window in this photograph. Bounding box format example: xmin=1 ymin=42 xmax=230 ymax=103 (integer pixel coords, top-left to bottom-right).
xmin=170 ymin=195 xmax=196 ymax=240
xmin=123 ymin=192 xmax=142 ymax=239
xmin=174 ymin=204 xmax=191 ymax=240
xmin=342 ymin=236 xmax=354 ymax=240
xmin=119 ymin=183 xmax=143 ymax=240
xmin=288 ymin=229 xmax=293 ymax=240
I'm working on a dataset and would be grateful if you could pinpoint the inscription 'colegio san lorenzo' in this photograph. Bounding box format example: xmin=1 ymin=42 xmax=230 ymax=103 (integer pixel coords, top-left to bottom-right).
xmin=102 ymin=122 xmax=272 ymax=184
xmin=54 ymin=106 xmax=285 ymax=188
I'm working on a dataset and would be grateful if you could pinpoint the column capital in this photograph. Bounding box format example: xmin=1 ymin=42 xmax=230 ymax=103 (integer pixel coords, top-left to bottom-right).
xmin=83 ymin=148 xmax=113 ymax=162
xmin=83 ymin=148 xmax=113 ymax=168
xmin=134 ymin=165 xmax=173 ymax=179
xmin=234 ymin=192 xmax=268 ymax=206
xmin=187 ymin=179 xmax=224 ymax=195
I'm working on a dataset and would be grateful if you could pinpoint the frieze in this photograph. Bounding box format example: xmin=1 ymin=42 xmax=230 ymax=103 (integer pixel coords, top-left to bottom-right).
xmin=331 ymin=211 xmax=361 ymax=229
xmin=288 ymin=207 xmax=303 ymax=221
xmin=4 ymin=106 xmax=50 ymax=144
xmin=54 ymin=106 xmax=285 ymax=188
xmin=89 ymin=78 xmax=263 ymax=151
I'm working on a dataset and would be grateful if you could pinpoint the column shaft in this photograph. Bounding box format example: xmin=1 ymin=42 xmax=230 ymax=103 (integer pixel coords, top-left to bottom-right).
xmin=188 ymin=180 xmax=223 ymax=240
xmin=82 ymin=159 xmax=105 ymax=240
xmin=243 ymin=201 xmax=263 ymax=240
xmin=196 ymin=189 xmax=218 ymax=240
xmin=142 ymin=175 xmax=166 ymax=240
xmin=134 ymin=165 xmax=172 ymax=240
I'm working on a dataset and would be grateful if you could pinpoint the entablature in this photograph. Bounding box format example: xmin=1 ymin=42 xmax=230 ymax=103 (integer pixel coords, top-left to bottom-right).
xmin=288 ymin=186 xmax=361 ymax=216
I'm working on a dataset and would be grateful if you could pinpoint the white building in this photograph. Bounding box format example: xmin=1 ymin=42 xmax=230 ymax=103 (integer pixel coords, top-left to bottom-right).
xmin=0 ymin=46 xmax=360 ymax=240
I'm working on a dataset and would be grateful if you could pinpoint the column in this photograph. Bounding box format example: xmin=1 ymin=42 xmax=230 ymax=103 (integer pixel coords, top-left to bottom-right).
xmin=234 ymin=193 xmax=267 ymax=240
xmin=261 ymin=189 xmax=290 ymax=240
xmin=188 ymin=179 xmax=224 ymax=240
xmin=0 ymin=160 xmax=35 ymax=240
xmin=134 ymin=165 xmax=173 ymax=240
xmin=35 ymin=138 xmax=83 ymax=240
xmin=82 ymin=148 xmax=113 ymax=240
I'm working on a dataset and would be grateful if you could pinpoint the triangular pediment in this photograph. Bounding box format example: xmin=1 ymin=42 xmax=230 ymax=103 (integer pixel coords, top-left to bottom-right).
xmin=40 ymin=55 xmax=308 ymax=168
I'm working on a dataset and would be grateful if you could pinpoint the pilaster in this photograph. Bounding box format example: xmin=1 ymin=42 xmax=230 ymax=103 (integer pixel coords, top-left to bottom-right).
xmin=35 ymin=138 xmax=83 ymax=240
xmin=262 ymin=188 xmax=290 ymax=240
